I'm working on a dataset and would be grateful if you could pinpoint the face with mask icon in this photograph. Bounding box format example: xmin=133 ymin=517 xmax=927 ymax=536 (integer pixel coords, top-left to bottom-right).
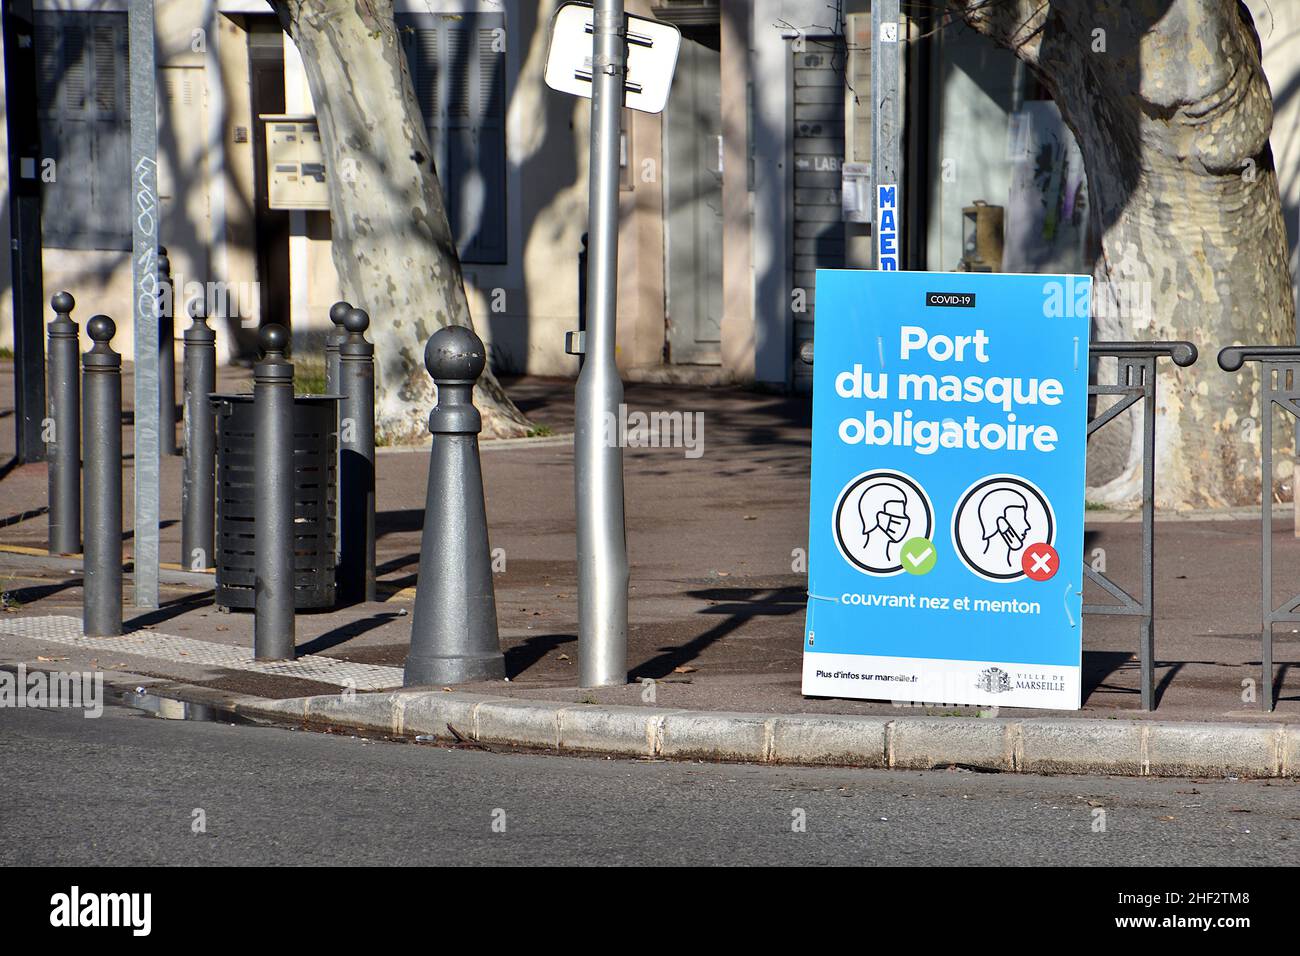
xmin=857 ymin=483 xmax=912 ymax=567
xmin=876 ymin=499 xmax=910 ymax=543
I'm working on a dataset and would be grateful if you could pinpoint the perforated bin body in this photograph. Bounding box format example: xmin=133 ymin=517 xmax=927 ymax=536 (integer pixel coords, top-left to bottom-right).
xmin=212 ymin=394 xmax=338 ymax=609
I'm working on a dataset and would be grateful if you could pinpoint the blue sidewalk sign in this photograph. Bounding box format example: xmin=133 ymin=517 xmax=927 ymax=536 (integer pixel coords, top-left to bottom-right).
xmin=803 ymin=270 xmax=1091 ymax=710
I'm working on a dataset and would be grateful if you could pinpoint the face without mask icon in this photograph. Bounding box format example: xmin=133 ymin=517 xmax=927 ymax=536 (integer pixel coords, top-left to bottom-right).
xmin=978 ymin=488 xmax=1030 ymax=565
xmin=951 ymin=476 xmax=1054 ymax=582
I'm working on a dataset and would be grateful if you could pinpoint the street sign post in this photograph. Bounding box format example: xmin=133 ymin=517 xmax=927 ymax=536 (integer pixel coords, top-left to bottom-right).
xmin=547 ymin=2 xmax=679 ymax=687
xmin=802 ymin=270 xmax=1091 ymax=710
xmin=573 ymin=0 xmax=629 ymax=688
xmin=129 ymin=0 xmax=161 ymax=608
xmin=871 ymin=0 xmax=900 ymax=270
xmin=544 ymin=1 xmax=681 ymax=115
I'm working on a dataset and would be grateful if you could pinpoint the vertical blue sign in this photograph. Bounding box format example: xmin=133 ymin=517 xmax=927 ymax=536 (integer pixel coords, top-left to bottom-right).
xmin=803 ymin=270 xmax=1091 ymax=710
xmin=876 ymin=185 xmax=899 ymax=271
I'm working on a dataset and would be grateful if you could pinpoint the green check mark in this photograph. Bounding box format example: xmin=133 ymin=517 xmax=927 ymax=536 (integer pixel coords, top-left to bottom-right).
xmin=900 ymin=537 xmax=937 ymax=575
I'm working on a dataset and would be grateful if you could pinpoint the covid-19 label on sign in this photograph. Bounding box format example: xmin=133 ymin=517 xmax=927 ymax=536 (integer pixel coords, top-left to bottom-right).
xmin=802 ymin=270 xmax=1090 ymax=710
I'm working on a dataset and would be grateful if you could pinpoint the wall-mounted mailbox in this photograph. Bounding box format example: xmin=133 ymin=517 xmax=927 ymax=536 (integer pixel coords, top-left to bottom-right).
xmin=262 ymin=114 xmax=329 ymax=211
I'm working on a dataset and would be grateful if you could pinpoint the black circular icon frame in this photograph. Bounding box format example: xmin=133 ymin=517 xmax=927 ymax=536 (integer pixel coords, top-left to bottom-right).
xmin=951 ymin=475 xmax=1054 ymax=582
xmin=833 ymin=470 xmax=934 ymax=575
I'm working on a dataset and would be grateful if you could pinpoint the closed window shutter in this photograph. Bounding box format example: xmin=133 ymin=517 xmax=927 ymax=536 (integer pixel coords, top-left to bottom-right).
xmin=399 ymin=13 xmax=507 ymax=264
xmin=464 ymin=24 xmax=505 ymax=263
xmin=35 ymin=11 xmax=130 ymax=251
xmin=403 ymin=26 xmax=439 ymax=137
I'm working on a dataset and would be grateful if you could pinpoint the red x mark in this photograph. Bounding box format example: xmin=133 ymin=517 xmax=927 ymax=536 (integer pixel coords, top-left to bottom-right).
xmin=1021 ymin=542 xmax=1059 ymax=581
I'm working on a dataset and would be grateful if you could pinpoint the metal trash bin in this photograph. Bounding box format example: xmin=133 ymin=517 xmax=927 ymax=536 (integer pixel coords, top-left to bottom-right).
xmin=211 ymin=393 xmax=339 ymax=610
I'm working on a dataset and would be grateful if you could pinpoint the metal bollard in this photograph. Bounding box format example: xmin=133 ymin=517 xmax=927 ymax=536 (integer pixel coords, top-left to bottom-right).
xmin=82 ymin=316 xmax=122 ymax=637
xmin=253 ymin=324 xmax=296 ymax=660
xmin=325 ymin=301 xmax=351 ymax=566
xmin=47 ymin=292 xmax=81 ymax=555
xmin=158 ymin=249 xmax=178 ymax=456
xmin=404 ymin=326 xmax=505 ymax=685
xmin=325 ymin=300 xmax=351 ymax=395
xmin=182 ymin=298 xmax=217 ymax=571
xmin=338 ymin=307 xmax=376 ymax=603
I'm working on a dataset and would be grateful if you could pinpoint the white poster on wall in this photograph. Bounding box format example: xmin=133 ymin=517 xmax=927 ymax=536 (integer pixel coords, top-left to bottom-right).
xmin=1002 ymin=101 xmax=1091 ymax=276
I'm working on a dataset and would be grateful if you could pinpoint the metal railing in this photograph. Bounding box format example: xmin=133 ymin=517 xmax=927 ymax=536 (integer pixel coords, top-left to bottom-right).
xmin=1217 ymin=345 xmax=1300 ymax=711
xmin=1085 ymin=341 xmax=1198 ymax=711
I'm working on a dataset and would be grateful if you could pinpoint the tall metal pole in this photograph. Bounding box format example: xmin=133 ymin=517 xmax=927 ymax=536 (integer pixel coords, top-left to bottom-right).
xmin=129 ymin=0 xmax=161 ymax=608
xmin=82 ymin=316 xmax=123 ymax=637
xmin=871 ymin=0 xmax=901 ymax=270
xmin=182 ymin=298 xmax=216 ymax=571
xmin=575 ymin=0 xmax=629 ymax=688
xmin=253 ymin=324 xmax=296 ymax=660
xmin=47 ymin=293 xmax=81 ymax=555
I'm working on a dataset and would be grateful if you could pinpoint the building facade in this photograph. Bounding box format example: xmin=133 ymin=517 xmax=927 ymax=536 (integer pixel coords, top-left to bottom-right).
xmin=2 ymin=0 xmax=1297 ymax=392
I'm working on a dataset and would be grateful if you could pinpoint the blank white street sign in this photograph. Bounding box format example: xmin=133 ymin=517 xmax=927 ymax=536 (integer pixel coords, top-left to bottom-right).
xmin=544 ymin=2 xmax=681 ymax=114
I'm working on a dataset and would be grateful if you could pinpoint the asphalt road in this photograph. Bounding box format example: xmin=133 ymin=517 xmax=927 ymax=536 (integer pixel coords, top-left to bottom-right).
xmin=2 ymin=703 xmax=1298 ymax=866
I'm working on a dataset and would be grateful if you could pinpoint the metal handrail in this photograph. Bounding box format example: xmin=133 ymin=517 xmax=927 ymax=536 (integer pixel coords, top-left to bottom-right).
xmin=1218 ymin=345 xmax=1300 ymax=372
xmin=1094 ymin=341 xmax=1198 ymax=367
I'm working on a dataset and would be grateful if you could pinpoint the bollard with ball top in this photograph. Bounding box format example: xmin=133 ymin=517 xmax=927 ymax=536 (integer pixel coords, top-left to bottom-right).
xmin=325 ymin=300 xmax=351 ymax=396
xmin=325 ymin=300 xmax=351 ymax=564
xmin=182 ymin=297 xmax=217 ymax=571
xmin=47 ymin=292 xmax=81 ymax=555
xmin=82 ymin=316 xmax=122 ymax=637
xmin=338 ymin=307 xmax=376 ymax=603
xmin=404 ymin=325 xmax=504 ymax=685
xmin=253 ymin=324 xmax=296 ymax=660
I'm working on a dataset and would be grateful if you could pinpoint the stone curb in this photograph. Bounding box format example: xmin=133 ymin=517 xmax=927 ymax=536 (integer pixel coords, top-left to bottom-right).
xmin=231 ymin=691 xmax=1300 ymax=778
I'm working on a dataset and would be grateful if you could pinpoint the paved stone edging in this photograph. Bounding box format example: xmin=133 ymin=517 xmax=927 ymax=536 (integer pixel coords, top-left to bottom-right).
xmin=232 ymin=690 xmax=1300 ymax=778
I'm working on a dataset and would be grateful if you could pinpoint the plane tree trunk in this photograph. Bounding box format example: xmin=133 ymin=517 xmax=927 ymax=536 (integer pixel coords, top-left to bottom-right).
xmin=952 ymin=0 xmax=1294 ymax=507
xmin=274 ymin=0 xmax=531 ymax=441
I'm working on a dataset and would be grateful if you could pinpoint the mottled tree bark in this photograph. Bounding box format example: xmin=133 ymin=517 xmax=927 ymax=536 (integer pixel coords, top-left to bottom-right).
xmin=274 ymin=0 xmax=530 ymax=440
xmin=952 ymin=0 xmax=1294 ymax=507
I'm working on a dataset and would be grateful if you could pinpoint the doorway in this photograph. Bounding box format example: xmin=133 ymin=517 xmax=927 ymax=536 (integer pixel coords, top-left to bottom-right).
xmin=663 ymin=25 xmax=722 ymax=365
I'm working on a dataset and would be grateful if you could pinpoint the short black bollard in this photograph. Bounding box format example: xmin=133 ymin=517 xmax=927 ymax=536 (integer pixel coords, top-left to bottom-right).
xmin=158 ymin=249 xmax=179 ymax=456
xmin=253 ymin=324 xmax=296 ymax=660
xmin=325 ymin=300 xmax=351 ymax=396
xmin=182 ymin=298 xmax=217 ymax=571
xmin=404 ymin=326 xmax=505 ymax=685
xmin=338 ymin=307 xmax=376 ymax=603
xmin=47 ymin=292 xmax=81 ymax=555
xmin=82 ymin=316 xmax=122 ymax=637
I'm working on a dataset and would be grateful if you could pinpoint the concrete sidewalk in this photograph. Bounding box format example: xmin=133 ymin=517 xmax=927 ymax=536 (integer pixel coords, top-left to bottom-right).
xmin=3 ymin=359 xmax=1300 ymax=774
